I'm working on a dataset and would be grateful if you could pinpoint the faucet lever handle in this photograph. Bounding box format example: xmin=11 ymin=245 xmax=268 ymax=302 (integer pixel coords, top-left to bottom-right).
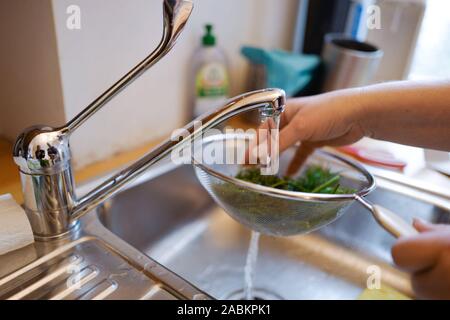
xmin=163 ymin=0 xmax=194 ymax=52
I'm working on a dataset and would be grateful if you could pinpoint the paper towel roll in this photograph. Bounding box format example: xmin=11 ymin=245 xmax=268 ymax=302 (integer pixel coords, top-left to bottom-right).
xmin=0 ymin=194 xmax=34 ymax=255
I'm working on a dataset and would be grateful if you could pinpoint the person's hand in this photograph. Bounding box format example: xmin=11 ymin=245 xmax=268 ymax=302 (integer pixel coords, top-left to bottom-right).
xmin=392 ymin=219 xmax=450 ymax=299
xmin=278 ymin=88 xmax=366 ymax=175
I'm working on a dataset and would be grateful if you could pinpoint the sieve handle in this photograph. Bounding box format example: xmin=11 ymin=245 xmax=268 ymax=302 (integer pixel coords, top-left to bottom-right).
xmin=356 ymin=196 xmax=418 ymax=238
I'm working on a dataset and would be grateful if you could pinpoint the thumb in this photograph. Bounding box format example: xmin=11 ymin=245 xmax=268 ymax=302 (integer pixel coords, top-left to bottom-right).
xmin=413 ymin=218 xmax=447 ymax=233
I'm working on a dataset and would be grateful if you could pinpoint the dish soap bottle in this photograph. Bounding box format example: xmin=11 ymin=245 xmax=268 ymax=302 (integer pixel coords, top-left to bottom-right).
xmin=192 ymin=24 xmax=229 ymax=118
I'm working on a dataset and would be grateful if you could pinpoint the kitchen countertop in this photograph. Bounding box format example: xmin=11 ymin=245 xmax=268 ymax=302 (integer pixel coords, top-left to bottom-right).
xmin=0 ymin=139 xmax=22 ymax=202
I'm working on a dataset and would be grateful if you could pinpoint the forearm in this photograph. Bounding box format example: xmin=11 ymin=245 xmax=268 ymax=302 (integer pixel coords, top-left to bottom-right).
xmin=356 ymin=80 xmax=450 ymax=151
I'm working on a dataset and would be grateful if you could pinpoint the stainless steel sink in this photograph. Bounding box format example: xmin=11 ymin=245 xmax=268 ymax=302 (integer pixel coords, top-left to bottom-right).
xmin=98 ymin=164 xmax=450 ymax=300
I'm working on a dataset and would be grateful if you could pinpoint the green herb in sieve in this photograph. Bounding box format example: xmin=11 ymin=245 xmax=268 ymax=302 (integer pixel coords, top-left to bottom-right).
xmin=235 ymin=165 xmax=356 ymax=194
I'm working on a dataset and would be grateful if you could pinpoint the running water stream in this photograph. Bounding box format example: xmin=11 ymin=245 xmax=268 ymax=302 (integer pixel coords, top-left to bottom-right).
xmin=243 ymin=107 xmax=280 ymax=300
xmin=243 ymin=231 xmax=261 ymax=300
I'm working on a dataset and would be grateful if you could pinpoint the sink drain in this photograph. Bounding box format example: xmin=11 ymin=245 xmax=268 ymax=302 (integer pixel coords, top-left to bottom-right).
xmin=224 ymin=288 xmax=283 ymax=300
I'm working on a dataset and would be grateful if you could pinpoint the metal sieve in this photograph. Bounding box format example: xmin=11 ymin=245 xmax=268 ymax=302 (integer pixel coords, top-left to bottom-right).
xmin=193 ymin=133 xmax=418 ymax=238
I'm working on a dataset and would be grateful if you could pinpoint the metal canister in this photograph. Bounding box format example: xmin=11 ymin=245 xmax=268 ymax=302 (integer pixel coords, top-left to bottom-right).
xmin=322 ymin=33 xmax=383 ymax=91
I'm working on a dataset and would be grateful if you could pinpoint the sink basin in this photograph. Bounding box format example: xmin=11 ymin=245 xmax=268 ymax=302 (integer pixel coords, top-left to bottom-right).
xmin=98 ymin=164 xmax=450 ymax=299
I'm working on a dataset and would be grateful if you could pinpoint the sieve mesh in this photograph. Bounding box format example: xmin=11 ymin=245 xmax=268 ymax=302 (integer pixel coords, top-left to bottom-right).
xmin=193 ymin=134 xmax=374 ymax=236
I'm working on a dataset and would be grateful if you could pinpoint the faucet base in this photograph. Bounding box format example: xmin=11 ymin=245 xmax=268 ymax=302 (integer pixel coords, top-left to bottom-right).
xmin=33 ymin=220 xmax=81 ymax=242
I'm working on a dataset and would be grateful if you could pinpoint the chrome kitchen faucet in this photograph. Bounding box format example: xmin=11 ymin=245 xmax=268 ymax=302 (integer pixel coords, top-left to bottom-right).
xmin=13 ymin=0 xmax=286 ymax=239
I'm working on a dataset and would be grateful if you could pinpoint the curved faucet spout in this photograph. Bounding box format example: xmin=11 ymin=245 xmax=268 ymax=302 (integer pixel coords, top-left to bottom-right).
xmin=72 ymin=88 xmax=286 ymax=220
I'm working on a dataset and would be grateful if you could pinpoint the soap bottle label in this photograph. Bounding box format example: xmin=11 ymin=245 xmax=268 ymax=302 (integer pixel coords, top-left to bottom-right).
xmin=196 ymin=63 xmax=229 ymax=98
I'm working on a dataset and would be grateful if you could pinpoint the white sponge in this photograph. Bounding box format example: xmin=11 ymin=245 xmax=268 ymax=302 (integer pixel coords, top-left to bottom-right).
xmin=0 ymin=194 xmax=34 ymax=255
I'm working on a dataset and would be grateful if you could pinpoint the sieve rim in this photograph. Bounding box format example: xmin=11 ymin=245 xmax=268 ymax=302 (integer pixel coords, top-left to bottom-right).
xmin=192 ymin=133 xmax=376 ymax=202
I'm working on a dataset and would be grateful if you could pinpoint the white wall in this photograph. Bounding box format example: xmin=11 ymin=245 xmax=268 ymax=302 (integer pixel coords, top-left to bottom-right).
xmin=0 ymin=0 xmax=66 ymax=139
xmin=367 ymin=0 xmax=425 ymax=82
